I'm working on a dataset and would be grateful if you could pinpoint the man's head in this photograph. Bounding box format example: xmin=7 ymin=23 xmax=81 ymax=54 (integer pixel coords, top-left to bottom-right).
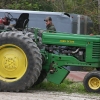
xmin=44 ymin=17 xmax=52 ymax=26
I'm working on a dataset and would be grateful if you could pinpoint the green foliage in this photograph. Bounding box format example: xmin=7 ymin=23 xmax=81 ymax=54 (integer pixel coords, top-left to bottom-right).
xmin=51 ymin=0 xmax=99 ymax=34
xmin=0 ymin=0 xmax=53 ymax=11
xmin=0 ymin=0 xmax=99 ymax=34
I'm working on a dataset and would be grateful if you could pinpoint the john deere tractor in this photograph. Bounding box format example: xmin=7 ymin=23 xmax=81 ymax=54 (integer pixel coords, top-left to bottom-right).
xmin=0 ymin=12 xmax=100 ymax=93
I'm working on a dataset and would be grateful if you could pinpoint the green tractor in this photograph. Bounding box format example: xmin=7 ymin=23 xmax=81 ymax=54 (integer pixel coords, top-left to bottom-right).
xmin=0 ymin=12 xmax=100 ymax=93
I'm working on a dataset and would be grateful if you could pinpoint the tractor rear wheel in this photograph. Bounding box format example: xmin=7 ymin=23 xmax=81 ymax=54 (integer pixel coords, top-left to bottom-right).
xmin=25 ymin=32 xmax=44 ymax=49
xmin=83 ymin=71 xmax=100 ymax=93
xmin=96 ymin=68 xmax=100 ymax=71
xmin=0 ymin=31 xmax=42 ymax=92
xmin=34 ymin=70 xmax=47 ymax=85
xmin=25 ymin=32 xmax=47 ymax=85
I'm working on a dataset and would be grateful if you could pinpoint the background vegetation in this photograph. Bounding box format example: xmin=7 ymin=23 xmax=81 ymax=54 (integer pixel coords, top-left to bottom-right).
xmin=0 ymin=0 xmax=99 ymax=34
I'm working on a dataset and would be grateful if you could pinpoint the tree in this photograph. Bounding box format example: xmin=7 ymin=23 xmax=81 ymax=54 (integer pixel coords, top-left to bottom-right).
xmin=51 ymin=0 xmax=99 ymax=34
xmin=0 ymin=0 xmax=53 ymax=11
xmin=98 ymin=0 xmax=100 ymax=31
xmin=0 ymin=0 xmax=99 ymax=34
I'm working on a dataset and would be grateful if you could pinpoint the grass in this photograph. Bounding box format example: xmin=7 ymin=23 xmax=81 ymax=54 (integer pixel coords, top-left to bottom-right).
xmin=32 ymin=79 xmax=99 ymax=95
xmin=32 ymin=79 xmax=85 ymax=93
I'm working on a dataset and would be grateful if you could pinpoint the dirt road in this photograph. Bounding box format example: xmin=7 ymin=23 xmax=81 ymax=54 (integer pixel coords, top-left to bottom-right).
xmin=0 ymin=91 xmax=99 ymax=100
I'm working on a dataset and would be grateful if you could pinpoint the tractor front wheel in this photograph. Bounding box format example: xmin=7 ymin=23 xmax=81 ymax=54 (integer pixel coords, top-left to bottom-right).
xmin=83 ymin=71 xmax=100 ymax=93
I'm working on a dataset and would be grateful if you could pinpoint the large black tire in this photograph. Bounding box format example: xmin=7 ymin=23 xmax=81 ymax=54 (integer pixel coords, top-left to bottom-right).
xmin=25 ymin=32 xmax=35 ymax=41
xmin=34 ymin=70 xmax=47 ymax=85
xmin=83 ymin=71 xmax=100 ymax=93
xmin=25 ymin=32 xmax=43 ymax=49
xmin=96 ymin=68 xmax=100 ymax=71
xmin=25 ymin=32 xmax=47 ymax=85
xmin=0 ymin=31 xmax=42 ymax=92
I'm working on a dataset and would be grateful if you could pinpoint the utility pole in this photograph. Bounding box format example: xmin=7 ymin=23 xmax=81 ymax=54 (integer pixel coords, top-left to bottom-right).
xmin=98 ymin=0 xmax=100 ymax=31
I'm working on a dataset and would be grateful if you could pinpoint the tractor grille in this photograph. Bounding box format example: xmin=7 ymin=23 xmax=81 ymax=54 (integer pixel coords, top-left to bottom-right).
xmin=92 ymin=42 xmax=100 ymax=59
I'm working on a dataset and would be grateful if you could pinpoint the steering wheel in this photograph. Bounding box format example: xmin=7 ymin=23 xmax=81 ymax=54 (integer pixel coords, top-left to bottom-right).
xmin=4 ymin=12 xmax=14 ymax=21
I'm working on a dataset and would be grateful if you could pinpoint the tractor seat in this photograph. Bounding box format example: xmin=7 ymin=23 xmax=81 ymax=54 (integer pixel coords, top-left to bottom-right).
xmin=14 ymin=13 xmax=29 ymax=30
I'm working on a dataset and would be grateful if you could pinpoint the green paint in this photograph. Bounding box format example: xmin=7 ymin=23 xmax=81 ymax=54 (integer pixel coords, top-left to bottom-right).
xmin=41 ymin=32 xmax=100 ymax=84
xmin=47 ymin=67 xmax=69 ymax=84
xmin=1 ymin=28 xmax=100 ymax=85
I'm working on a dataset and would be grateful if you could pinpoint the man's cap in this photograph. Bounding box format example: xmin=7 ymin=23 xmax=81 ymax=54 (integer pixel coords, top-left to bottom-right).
xmin=44 ymin=17 xmax=52 ymax=21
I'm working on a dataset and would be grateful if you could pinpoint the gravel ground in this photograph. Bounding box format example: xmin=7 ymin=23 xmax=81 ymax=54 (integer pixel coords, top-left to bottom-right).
xmin=0 ymin=91 xmax=99 ymax=100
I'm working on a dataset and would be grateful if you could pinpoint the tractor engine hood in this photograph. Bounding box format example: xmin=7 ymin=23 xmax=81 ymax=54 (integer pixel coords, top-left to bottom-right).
xmin=42 ymin=32 xmax=100 ymax=47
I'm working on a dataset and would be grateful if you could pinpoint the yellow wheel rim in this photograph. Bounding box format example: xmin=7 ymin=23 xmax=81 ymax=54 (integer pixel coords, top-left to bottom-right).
xmin=88 ymin=77 xmax=100 ymax=90
xmin=0 ymin=44 xmax=28 ymax=82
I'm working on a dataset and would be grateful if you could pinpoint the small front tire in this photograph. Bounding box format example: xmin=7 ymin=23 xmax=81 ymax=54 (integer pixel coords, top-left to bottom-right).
xmin=83 ymin=71 xmax=100 ymax=93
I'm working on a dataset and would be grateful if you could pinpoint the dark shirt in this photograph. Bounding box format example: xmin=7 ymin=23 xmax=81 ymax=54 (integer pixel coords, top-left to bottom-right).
xmin=46 ymin=24 xmax=56 ymax=33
